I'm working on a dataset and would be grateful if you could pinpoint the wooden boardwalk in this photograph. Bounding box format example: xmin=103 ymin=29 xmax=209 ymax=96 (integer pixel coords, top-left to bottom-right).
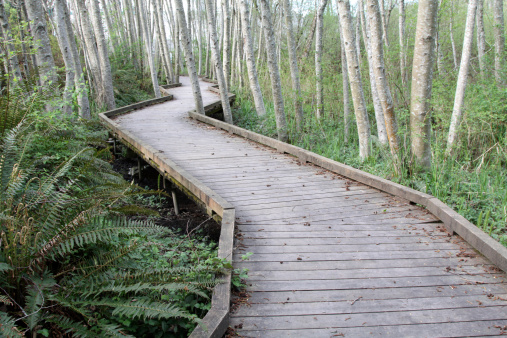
xmin=113 ymin=77 xmax=507 ymax=337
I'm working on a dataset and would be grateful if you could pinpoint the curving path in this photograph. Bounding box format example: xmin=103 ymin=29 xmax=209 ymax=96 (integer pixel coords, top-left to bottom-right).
xmin=113 ymin=77 xmax=507 ymax=337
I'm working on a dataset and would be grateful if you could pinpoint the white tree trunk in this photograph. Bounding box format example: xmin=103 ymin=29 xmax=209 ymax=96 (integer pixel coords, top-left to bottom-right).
xmin=359 ymin=0 xmax=387 ymax=145
xmin=222 ymin=0 xmax=231 ymax=88
xmin=410 ymin=0 xmax=439 ymax=170
xmin=493 ymin=0 xmax=505 ymax=84
xmin=154 ymin=0 xmax=174 ymax=83
xmin=338 ymin=7 xmax=351 ymax=143
xmin=476 ymin=0 xmax=486 ymax=79
xmin=449 ymin=2 xmax=458 ymax=70
xmin=336 ymin=0 xmax=371 ymax=159
xmin=399 ymin=0 xmax=406 ymax=87
xmin=367 ymin=0 xmax=399 ymax=166
xmin=260 ymin=0 xmax=288 ymax=142
xmin=88 ymin=0 xmax=116 ymax=109
xmin=240 ymin=0 xmax=267 ymax=117
xmin=174 ymin=0 xmax=205 ymax=115
xmin=282 ymin=0 xmax=304 ymax=128
xmin=137 ymin=0 xmax=161 ymax=98
xmin=25 ymin=0 xmax=57 ymax=86
xmin=55 ymin=0 xmax=76 ymax=115
xmin=315 ymin=0 xmax=328 ymax=119
xmin=446 ymin=0 xmax=478 ymax=154
xmin=0 ymin=0 xmax=23 ymax=85
xmin=204 ymin=0 xmax=233 ymax=123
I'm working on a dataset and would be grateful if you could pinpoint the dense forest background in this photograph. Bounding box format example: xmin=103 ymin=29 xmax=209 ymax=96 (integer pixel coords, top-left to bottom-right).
xmin=0 ymin=0 xmax=506 ymax=335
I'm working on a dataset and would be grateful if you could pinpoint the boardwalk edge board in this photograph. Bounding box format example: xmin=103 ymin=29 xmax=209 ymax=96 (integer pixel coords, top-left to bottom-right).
xmin=188 ymin=111 xmax=507 ymax=274
xmin=99 ymin=97 xmax=235 ymax=338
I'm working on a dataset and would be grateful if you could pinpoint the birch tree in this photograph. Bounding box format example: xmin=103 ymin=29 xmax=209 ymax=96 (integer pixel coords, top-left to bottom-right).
xmin=240 ymin=0 xmax=267 ymax=117
xmin=338 ymin=11 xmax=351 ymax=142
xmin=476 ymin=0 xmax=486 ymax=79
xmin=359 ymin=0 xmax=387 ymax=145
xmin=25 ymin=0 xmax=57 ymax=86
xmin=315 ymin=0 xmax=328 ymax=119
xmin=493 ymin=0 xmax=505 ymax=84
xmin=260 ymin=0 xmax=288 ymax=142
xmin=88 ymin=0 xmax=115 ymax=110
xmin=446 ymin=0 xmax=478 ymax=154
xmin=337 ymin=0 xmax=371 ymax=159
xmin=0 ymin=0 xmax=23 ymax=85
xmin=137 ymin=0 xmax=161 ymax=98
xmin=204 ymin=0 xmax=233 ymax=123
xmin=410 ymin=0 xmax=439 ymax=170
xmin=367 ymin=0 xmax=400 ymax=167
xmin=154 ymin=0 xmax=174 ymax=84
xmin=174 ymin=0 xmax=205 ymax=115
xmin=282 ymin=0 xmax=304 ymax=128
xmin=399 ymin=0 xmax=406 ymax=88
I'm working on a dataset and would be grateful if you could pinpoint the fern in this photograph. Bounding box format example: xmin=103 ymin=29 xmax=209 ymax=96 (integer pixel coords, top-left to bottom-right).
xmin=0 ymin=312 xmax=22 ymax=337
xmin=76 ymin=298 xmax=200 ymax=321
xmin=46 ymin=315 xmax=135 ymax=338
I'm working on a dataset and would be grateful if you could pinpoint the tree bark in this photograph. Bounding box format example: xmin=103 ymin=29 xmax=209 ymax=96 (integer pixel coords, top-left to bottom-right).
xmin=25 ymin=0 xmax=57 ymax=86
xmin=0 ymin=0 xmax=23 ymax=85
xmin=154 ymin=0 xmax=174 ymax=83
xmin=449 ymin=1 xmax=458 ymax=71
xmin=367 ymin=0 xmax=400 ymax=167
xmin=282 ymin=0 xmax=304 ymax=128
xmin=260 ymin=0 xmax=288 ymax=142
xmin=336 ymin=0 xmax=371 ymax=159
xmin=359 ymin=0 xmax=387 ymax=145
xmin=240 ymin=0 xmax=267 ymax=117
xmin=379 ymin=0 xmax=389 ymax=46
xmin=446 ymin=0 xmax=478 ymax=154
xmin=338 ymin=6 xmax=351 ymax=143
xmin=222 ymin=0 xmax=231 ymax=88
xmin=88 ymin=0 xmax=116 ymax=110
xmin=300 ymin=9 xmax=318 ymax=61
xmin=137 ymin=0 xmax=161 ymax=98
xmin=399 ymin=0 xmax=406 ymax=87
xmin=204 ymin=0 xmax=233 ymax=123
xmin=55 ymin=0 xmax=76 ymax=115
xmin=410 ymin=0 xmax=438 ymax=170
xmin=476 ymin=0 xmax=486 ymax=80
xmin=174 ymin=0 xmax=205 ymax=115
xmin=315 ymin=0 xmax=328 ymax=119
xmin=493 ymin=0 xmax=505 ymax=84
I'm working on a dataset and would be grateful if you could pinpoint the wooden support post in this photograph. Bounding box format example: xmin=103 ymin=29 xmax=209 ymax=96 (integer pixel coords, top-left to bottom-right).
xmin=172 ymin=190 xmax=180 ymax=216
xmin=113 ymin=139 xmax=117 ymax=155
xmin=137 ymin=157 xmax=142 ymax=180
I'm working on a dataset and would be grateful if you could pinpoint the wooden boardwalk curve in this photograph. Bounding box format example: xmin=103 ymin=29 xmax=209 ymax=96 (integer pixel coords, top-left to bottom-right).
xmin=109 ymin=77 xmax=507 ymax=337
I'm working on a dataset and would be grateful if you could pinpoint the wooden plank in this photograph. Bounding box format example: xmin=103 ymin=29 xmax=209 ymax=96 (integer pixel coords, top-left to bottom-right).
xmin=234 ymin=257 xmax=491 ymax=271
xmin=233 ymin=294 xmax=507 ymax=317
xmin=245 ymin=265 xmax=498 ymax=281
xmin=245 ymin=283 xmax=506 ymax=303
xmin=228 ymin=307 xmax=507 ymax=331
xmin=236 ymin=320 xmax=507 ymax=337
xmin=237 ymin=222 xmax=445 ymax=232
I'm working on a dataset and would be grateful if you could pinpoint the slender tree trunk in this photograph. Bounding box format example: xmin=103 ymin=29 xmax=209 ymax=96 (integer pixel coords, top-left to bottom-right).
xmin=260 ymin=0 xmax=288 ymax=142
xmin=338 ymin=9 xmax=351 ymax=143
xmin=410 ymin=0 xmax=439 ymax=170
xmin=55 ymin=0 xmax=76 ymax=115
xmin=337 ymin=0 xmax=371 ymax=159
xmin=154 ymin=0 xmax=173 ymax=83
xmin=25 ymin=0 xmax=57 ymax=86
xmin=174 ymin=0 xmax=205 ymax=115
xmin=379 ymin=0 xmax=389 ymax=46
xmin=476 ymin=0 xmax=486 ymax=80
xmin=222 ymin=0 xmax=231 ymax=88
xmin=359 ymin=0 xmax=387 ymax=145
xmin=367 ymin=0 xmax=400 ymax=170
xmin=88 ymin=0 xmax=116 ymax=109
xmin=137 ymin=0 xmax=161 ymax=98
xmin=399 ymin=0 xmax=406 ymax=87
xmin=493 ymin=0 xmax=505 ymax=84
xmin=315 ymin=0 xmax=328 ymax=119
xmin=99 ymin=0 xmax=118 ymax=51
xmin=0 ymin=0 xmax=23 ymax=85
xmin=282 ymin=0 xmax=304 ymax=128
xmin=204 ymin=0 xmax=233 ymax=123
xmin=240 ymin=0 xmax=267 ymax=117
xmin=301 ymin=9 xmax=318 ymax=61
xmin=449 ymin=1 xmax=458 ymax=70
xmin=446 ymin=0 xmax=478 ymax=154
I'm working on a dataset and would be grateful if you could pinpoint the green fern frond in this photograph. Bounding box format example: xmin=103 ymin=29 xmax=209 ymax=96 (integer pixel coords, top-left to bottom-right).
xmin=76 ymin=298 xmax=200 ymax=321
xmin=0 ymin=295 xmax=12 ymax=305
xmin=0 ymin=312 xmax=22 ymax=337
xmin=83 ymin=281 xmax=209 ymax=299
xmin=46 ymin=315 xmax=135 ymax=338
